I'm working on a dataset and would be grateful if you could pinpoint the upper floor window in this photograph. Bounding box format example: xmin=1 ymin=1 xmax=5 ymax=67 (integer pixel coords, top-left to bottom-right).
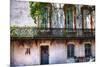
xmin=83 ymin=10 xmax=91 ymax=29
xmin=66 ymin=8 xmax=73 ymax=29
xmin=40 ymin=7 xmax=48 ymax=28
xmin=81 ymin=6 xmax=95 ymax=31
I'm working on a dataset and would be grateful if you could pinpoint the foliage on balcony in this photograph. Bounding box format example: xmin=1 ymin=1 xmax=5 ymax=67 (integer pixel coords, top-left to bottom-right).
xmin=29 ymin=2 xmax=48 ymax=24
xmin=10 ymin=26 xmax=18 ymax=37
xmin=10 ymin=26 xmax=38 ymax=37
xmin=10 ymin=26 xmax=95 ymax=39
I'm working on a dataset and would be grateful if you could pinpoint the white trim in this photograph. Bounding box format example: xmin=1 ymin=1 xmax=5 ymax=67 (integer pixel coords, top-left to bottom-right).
xmin=67 ymin=42 xmax=76 ymax=46
xmin=83 ymin=42 xmax=92 ymax=45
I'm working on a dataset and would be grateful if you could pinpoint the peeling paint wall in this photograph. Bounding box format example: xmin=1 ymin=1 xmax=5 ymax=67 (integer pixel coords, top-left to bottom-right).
xmin=49 ymin=40 xmax=67 ymax=64
xmin=11 ymin=41 xmax=40 ymax=65
xmin=11 ymin=40 xmax=95 ymax=65
xmin=10 ymin=0 xmax=36 ymax=27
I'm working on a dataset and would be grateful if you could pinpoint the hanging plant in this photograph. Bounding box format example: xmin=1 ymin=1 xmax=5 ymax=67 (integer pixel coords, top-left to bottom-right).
xmin=29 ymin=2 xmax=48 ymax=25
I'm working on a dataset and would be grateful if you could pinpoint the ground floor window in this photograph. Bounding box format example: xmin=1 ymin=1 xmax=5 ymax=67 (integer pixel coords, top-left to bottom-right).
xmin=85 ymin=44 xmax=92 ymax=57
xmin=67 ymin=44 xmax=75 ymax=58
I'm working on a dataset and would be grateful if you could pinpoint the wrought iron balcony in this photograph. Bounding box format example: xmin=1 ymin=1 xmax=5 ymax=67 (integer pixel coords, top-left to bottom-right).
xmin=10 ymin=27 xmax=95 ymax=39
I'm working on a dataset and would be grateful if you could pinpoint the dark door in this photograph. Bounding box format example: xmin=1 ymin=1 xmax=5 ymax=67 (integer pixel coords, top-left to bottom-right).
xmin=40 ymin=46 xmax=49 ymax=65
xmin=67 ymin=44 xmax=75 ymax=58
xmin=85 ymin=44 xmax=92 ymax=57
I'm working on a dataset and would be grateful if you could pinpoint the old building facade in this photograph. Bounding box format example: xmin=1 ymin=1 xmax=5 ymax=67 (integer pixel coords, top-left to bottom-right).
xmin=10 ymin=0 xmax=95 ymax=66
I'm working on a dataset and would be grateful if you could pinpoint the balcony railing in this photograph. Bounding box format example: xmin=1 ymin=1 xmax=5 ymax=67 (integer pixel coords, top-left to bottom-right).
xmin=10 ymin=27 xmax=95 ymax=39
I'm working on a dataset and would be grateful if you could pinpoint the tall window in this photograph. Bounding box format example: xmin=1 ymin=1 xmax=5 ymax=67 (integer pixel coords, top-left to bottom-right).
xmin=66 ymin=8 xmax=73 ymax=31
xmin=40 ymin=7 xmax=48 ymax=28
xmin=83 ymin=10 xmax=91 ymax=29
xmin=67 ymin=44 xmax=75 ymax=58
xmin=85 ymin=44 xmax=92 ymax=57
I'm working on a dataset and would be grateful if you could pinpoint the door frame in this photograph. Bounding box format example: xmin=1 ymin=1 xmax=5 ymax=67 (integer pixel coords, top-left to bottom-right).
xmin=40 ymin=45 xmax=49 ymax=65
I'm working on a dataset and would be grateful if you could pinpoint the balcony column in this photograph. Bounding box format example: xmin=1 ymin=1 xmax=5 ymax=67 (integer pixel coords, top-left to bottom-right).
xmin=48 ymin=4 xmax=52 ymax=29
xmin=49 ymin=10 xmax=52 ymax=29
xmin=49 ymin=7 xmax=52 ymax=33
xmin=63 ymin=5 xmax=67 ymax=31
xmin=82 ymin=10 xmax=84 ymax=31
xmin=90 ymin=13 xmax=93 ymax=32
xmin=74 ymin=7 xmax=76 ymax=32
xmin=64 ymin=6 xmax=66 ymax=31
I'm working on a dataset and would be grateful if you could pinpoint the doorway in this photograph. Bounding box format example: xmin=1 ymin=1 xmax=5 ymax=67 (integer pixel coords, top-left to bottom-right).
xmin=40 ymin=46 xmax=49 ymax=65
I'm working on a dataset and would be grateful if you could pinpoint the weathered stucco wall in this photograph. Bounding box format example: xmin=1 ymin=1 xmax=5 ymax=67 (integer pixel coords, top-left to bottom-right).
xmin=49 ymin=40 xmax=67 ymax=64
xmin=11 ymin=40 xmax=95 ymax=65
xmin=10 ymin=0 xmax=36 ymax=26
xmin=11 ymin=41 xmax=40 ymax=65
